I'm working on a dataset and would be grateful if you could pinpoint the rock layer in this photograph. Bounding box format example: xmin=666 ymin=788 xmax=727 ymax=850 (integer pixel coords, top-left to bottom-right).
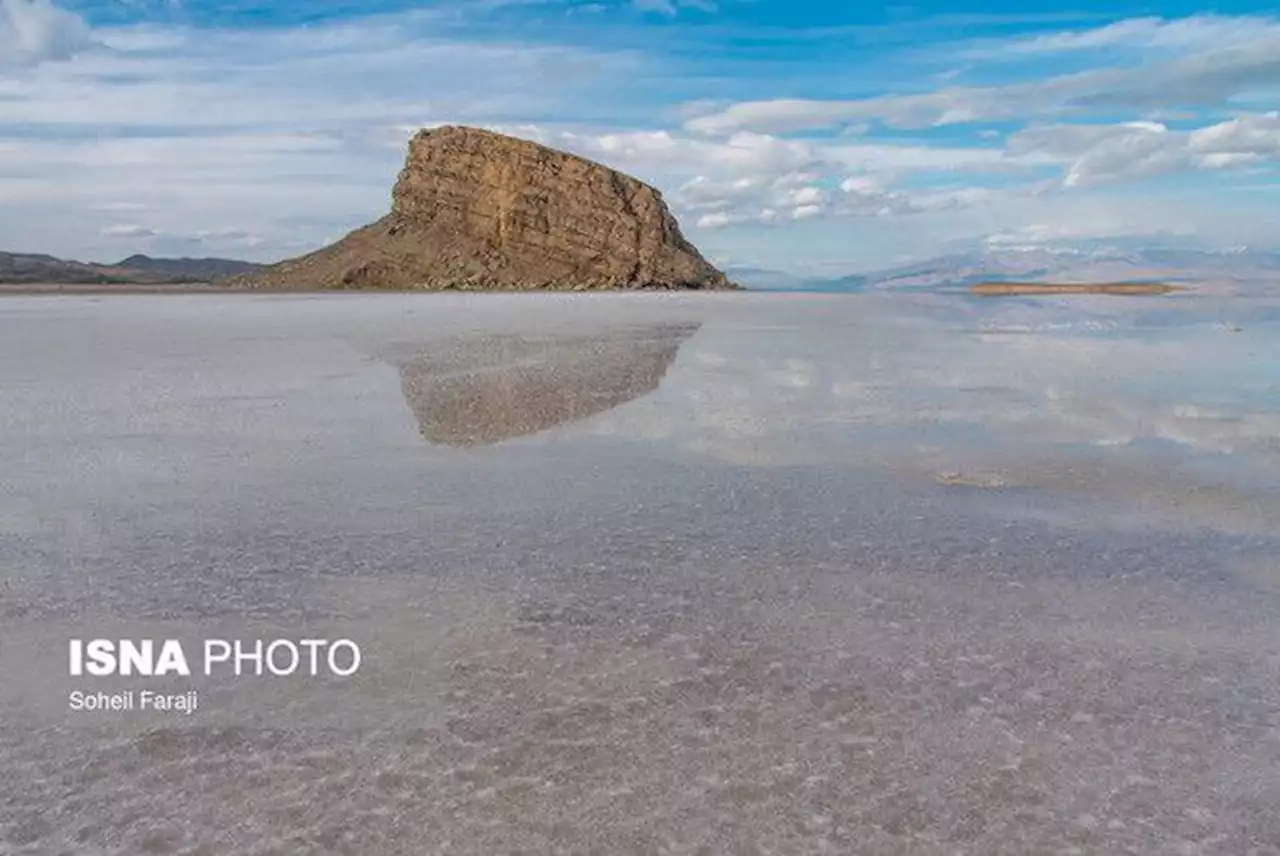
xmin=230 ymin=126 xmax=736 ymax=291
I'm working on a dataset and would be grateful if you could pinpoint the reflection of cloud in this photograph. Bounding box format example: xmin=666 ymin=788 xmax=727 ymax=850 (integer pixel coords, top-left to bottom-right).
xmin=513 ymin=295 xmax=1280 ymax=536
xmin=559 ymin=298 xmax=1280 ymax=482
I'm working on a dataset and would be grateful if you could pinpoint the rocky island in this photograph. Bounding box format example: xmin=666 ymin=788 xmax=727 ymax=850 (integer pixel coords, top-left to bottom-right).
xmin=228 ymin=126 xmax=736 ymax=291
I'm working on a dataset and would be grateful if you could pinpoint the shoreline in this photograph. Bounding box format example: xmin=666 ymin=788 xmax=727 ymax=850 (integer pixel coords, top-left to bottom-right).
xmin=0 ymin=283 xmax=743 ymax=297
xmin=0 ymin=283 xmax=225 ymax=295
xmin=971 ymin=281 xmax=1185 ymax=296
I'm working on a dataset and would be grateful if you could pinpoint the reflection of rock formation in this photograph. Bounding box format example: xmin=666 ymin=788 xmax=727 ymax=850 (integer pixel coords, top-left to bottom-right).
xmin=399 ymin=324 xmax=698 ymax=446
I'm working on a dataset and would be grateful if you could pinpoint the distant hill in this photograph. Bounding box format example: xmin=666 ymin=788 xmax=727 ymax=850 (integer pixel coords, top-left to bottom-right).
xmin=721 ymin=267 xmax=810 ymax=291
xmin=724 ymin=266 xmax=873 ymax=292
xmin=0 ymin=252 xmax=264 ymax=285
xmin=0 ymin=252 xmax=109 ymax=285
xmin=793 ymin=246 xmax=1280 ymax=294
xmin=112 ymin=255 xmax=264 ymax=280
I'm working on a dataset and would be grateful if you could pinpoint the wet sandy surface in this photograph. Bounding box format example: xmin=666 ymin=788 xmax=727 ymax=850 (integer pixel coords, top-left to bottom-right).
xmin=1 ymin=292 xmax=1279 ymax=855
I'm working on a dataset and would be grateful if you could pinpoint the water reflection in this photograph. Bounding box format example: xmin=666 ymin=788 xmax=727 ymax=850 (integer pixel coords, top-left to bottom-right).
xmin=538 ymin=296 xmax=1280 ymax=534
xmin=398 ymin=323 xmax=699 ymax=446
xmin=4 ymin=295 xmax=1280 ymax=855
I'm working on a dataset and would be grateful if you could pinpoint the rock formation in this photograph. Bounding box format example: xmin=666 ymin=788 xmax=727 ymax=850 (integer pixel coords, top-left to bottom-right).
xmin=229 ymin=126 xmax=736 ymax=291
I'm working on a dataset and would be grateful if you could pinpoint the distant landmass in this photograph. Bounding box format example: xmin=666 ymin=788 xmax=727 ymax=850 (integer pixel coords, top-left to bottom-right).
xmin=720 ymin=267 xmax=812 ymax=291
xmin=7 ymin=221 xmax=1278 ymax=295
xmin=740 ymin=246 xmax=1280 ymax=294
xmin=970 ymin=281 xmax=1184 ymax=296
xmin=229 ymin=126 xmax=736 ymax=291
xmin=0 ymin=252 xmax=263 ymax=285
xmin=798 ymin=246 xmax=1280 ymax=294
xmin=111 ymin=255 xmax=264 ymax=281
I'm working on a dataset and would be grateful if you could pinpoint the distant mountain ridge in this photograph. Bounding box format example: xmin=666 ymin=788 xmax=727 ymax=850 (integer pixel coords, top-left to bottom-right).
xmin=112 ymin=255 xmax=264 ymax=280
xmin=0 ymin=252 xmax=263 ymax=285
xmin=742 ymin=246 xmax=1280 ymax=293
xmin=7 ymin=244 xmax=1278 ymax=292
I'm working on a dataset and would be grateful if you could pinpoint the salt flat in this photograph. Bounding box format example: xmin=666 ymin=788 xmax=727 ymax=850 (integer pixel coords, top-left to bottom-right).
xmin=1 ymin=292 xmax=1278 ymax=855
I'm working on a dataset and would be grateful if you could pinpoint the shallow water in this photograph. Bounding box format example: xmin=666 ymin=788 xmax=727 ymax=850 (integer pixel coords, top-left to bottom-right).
xmin=1 ymin=292 xmax=1278 ymax=855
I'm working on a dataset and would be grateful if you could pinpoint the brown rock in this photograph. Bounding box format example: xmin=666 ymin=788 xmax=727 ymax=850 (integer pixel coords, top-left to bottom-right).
xmin=229 ymin=126 xmax=737 ymax=291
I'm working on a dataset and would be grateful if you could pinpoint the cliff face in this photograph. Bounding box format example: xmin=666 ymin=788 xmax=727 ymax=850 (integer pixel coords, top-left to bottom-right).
xmin=232 ymin=126 xmax=736 ymax=291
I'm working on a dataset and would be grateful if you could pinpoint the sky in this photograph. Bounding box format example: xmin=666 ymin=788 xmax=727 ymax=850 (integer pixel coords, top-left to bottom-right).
xmin=0 ymin=0 xmax=1278 ymax=273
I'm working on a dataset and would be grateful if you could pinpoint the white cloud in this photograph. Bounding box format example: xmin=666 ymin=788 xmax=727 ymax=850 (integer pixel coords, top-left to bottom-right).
xmin=825 ymin=141 xmax=1027 ymax=172
xmin=674 ymin=170 xmax=1010 ymax=230
xmin=0 ymin=10 xmax=645 ymax=128
xmin=2 ymin=7 xmax=1278 ymax=266
xmin=0 ymin=0 xmax=94 ymax=65
xmin=1189 ymin=112 xmax=1280 ymax=157
xmin=1007 ymin=113 xmax=1280 ymax=187
xmin=632 ymin=0 xmax=715 ymax=14
xmin=101 ymin=224 xmax=155 ymax=238
xmin=101 ymin=223 xmax=263 ymax=245
xmin=527 ymin=128 xmax=824 ymax=178
xmin=684 ymin=25 xmax=1280 ymax=134
xmin=959 ymin=15 xmax=1280 ymax=58
xmin=0 ymin=7 xmax=652 ymax=260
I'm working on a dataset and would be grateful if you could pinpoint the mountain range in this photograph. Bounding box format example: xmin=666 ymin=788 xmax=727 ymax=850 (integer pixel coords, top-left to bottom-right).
xmin=728 ymin=245 xmax=1280 ymax=295
xmin=6 ymin=244 xmax=1280 ymax=293
xmin=0 ymin=252 xmax=263 ymax=285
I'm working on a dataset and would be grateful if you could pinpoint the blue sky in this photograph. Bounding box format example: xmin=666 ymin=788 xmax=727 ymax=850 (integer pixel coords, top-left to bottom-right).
xmin=1 ymin=0 xmax=1278 ymax=273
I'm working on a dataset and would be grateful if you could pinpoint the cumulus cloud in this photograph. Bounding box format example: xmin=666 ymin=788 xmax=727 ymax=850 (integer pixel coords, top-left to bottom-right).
xmin=674 ymin=171 xmax=1006 ymax=229
xmin=0 ymin=0 xmax=94 ymax=66
xmin=1189 ymin=112 xmax=1280 ymax=158
xmin=559 ymin=129 xmax=822 ymax=177
xmin=1008 ymin=113 xmax=1280 ymax=187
